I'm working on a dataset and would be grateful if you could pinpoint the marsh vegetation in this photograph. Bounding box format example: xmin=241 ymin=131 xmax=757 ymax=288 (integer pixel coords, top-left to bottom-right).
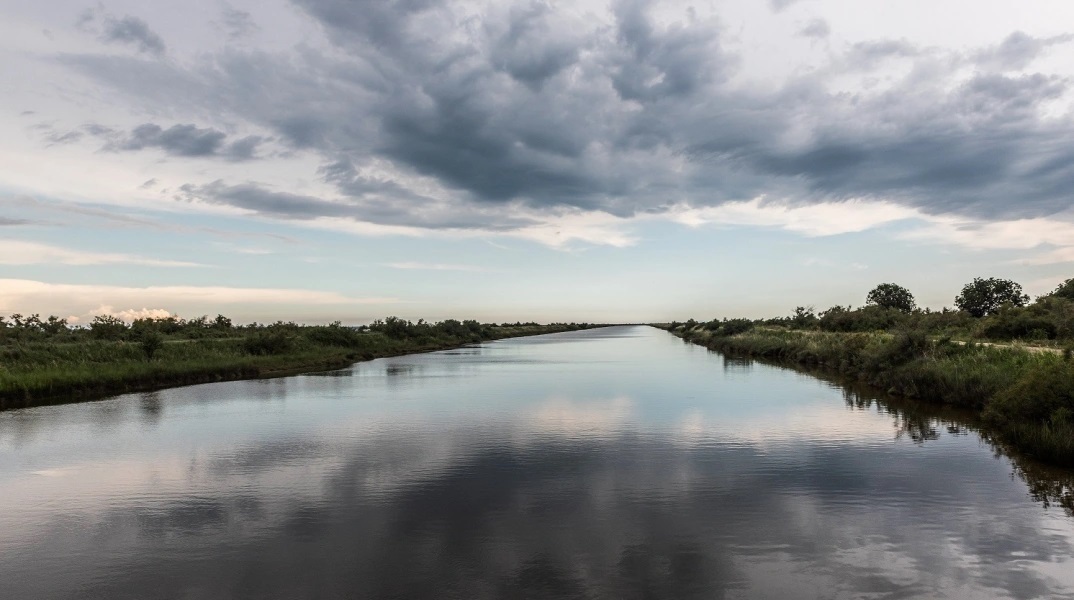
xmin=0 ymin=314 xmax=595 ymax=409
xmin=664 ymin=277 xmax=1074 ymax=466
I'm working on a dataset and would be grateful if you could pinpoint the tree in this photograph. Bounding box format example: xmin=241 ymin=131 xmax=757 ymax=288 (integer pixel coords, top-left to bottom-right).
xmin=89 ymin=315 xmax=127 ymax=340
xmin=954 ymin=277 xmax=1029 ymax=317
xmin=791 ymin=306 xmax=817 ymax=328
xmin=866 ymin=283 xmax=916 ymax=313
xmin=139 ymin=332 xmax=164 ymax=360
xmin=1051 ymin=278 xmax=1074 ymax=301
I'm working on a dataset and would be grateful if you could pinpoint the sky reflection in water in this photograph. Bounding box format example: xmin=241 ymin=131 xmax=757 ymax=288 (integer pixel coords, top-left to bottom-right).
xmin=1 ymin=326 xmax=1073 ymax=599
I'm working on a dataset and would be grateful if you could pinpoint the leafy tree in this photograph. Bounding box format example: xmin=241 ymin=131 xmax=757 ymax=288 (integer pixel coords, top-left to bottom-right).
xmin=954 ymin=277 xmax=1029 ymax=317
xmin=1051 ymin=278 xmax=1074 ymax=301
xmin=89 ymin=315 xmax=128 ymax=340
xmin=866 ymin=283 xmax=916 ymax=313
xmin=791 ymin=306 xmax=817 ymax=328
xmin=42 ymin=315 xmax=68 ymax=336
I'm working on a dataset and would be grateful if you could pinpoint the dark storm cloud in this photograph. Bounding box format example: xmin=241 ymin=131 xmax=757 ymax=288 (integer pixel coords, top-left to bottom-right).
xmin=56 ymin=0 xmax=1074 ymax=229
xmin=78 ymin=9 xmax=166 ymax=56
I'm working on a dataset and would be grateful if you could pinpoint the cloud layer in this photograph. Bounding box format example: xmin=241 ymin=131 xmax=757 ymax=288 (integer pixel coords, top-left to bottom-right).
xmin=42 ymin=0 xmax=1071 ymax=242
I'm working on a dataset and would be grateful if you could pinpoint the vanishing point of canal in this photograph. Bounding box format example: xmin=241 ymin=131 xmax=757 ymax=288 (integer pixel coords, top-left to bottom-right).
xmin=2 ymin=326 xmax=1073 ymax=599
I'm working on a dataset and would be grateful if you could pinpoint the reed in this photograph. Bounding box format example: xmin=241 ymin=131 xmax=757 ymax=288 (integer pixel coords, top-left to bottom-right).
xmin=666 ymin=326 xmax=1074 ymax=467
xmin=0 ymin=320 xmax=593 ymax=410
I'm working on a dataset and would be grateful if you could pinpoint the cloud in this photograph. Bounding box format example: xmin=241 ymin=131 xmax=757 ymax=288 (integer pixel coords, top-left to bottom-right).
xmin=221 ymin=6 xmax=259 ymax=40
xmin=90 ymin=306 xmax=173 ymax=322
xmin=0 ymin=279 xmax=400 ymax=316
xmin=666 ymin=198 xmax=921 ymax=236
xmin=769 ymin=0 xmax=804 ymax=12
xmin=15 ymin=196 xmax=298 ymax=243
xmin=385 ymin=262 xmax=490 ymax=272
xmin=901 ymin=212 xmax=1074 ymax=258
xmin=42 ymin=122 xmax=266 ymax=160
xmin=78 ymin=9 xmax=166 ymax=56
xmin=46 ymin=0 xmax=1074 ymax=241
xmin=0 ymin=240 xmax=203 ymax=267
xmin=0 ymin=217 xmax=32 ymax=226
xmin=975 ymin=31 xmax=1074 ymax=71
xmin=799 ymin=19 xmax=830 ymax=40
xmin=118 ymin=123 xmax=226 ymax=156
xmin=105 ymin=124 xmax=264 ymax=159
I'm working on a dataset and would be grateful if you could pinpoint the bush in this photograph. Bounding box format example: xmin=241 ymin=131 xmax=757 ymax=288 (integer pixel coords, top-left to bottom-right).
xmin=819 ymin=305 xmax=908 ymax=332
xmin=90 ymin=315 xmax=128 ymax=340
xmin=718 ymin=318 xmax=754 ymax=336
xmin=979 ymin=305 xmax=1058 ymax=340
xmin=139 ymin=332 xmax=164 ymax=360
xmin=242 ymin=327 xmax=296 ymax=355
xmin=305 ymin=322 xmax=362 ymax=347
xmin=985 ymin=358 xmax=1074 ymax=427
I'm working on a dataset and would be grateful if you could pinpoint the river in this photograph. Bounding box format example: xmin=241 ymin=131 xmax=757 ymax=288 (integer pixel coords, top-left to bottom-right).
xmin=2 ymin=326 xmax=1073 ymax=599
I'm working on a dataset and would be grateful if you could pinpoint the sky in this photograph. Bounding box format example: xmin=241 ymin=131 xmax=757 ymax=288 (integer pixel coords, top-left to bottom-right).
xmin=1 ymin=0 xmax=1073 ymax=324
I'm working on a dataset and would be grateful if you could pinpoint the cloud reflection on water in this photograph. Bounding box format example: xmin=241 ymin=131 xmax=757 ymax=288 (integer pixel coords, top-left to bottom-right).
xmin=1 ymin=326 xmax=1073 ymax=599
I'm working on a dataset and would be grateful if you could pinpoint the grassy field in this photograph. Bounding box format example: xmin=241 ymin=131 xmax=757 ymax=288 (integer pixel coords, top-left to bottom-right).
xmin=662 ymin=325 xmax=1074 ymax=467
xmin=0 ymin=319 xmax=594 ymax=410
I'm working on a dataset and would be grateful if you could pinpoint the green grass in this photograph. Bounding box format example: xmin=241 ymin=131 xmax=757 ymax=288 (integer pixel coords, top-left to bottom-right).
xmin=0 ymin=324 xmax=587 ymax=410
xmin=666 ymin=325 xmax=1074 ymax=467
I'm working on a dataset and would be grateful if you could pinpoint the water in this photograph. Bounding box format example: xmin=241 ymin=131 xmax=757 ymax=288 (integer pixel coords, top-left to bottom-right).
xmin=2 ymin=326 xmax=1073 ymax=599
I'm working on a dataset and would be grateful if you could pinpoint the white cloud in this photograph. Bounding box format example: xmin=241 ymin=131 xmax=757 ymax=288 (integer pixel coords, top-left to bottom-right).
xmin=0 ymin=240 xmax=203 ymax=267
xmin=900 ymin=212 xmax=1074 ymax=264
xmin=666 ymin=198 xmax=921 ymax=236
xmin=89 ymin=306 xmax=173 ymax=322
xmin=384 ymin=262 xmax=490 ymax=272
xmin=0 ymin=279 xmax=400 ymax=317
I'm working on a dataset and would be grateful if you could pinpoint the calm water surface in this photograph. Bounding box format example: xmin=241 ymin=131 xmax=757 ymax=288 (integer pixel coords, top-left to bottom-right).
xmin=2 ymin=326 xmax=1074 ymax=599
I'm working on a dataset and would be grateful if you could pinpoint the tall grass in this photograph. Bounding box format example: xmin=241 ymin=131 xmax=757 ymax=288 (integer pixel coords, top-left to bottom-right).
xmin=670 ymin=326 xmax=1074 ymax=467
xmin=0 ymin=323 xmax=590 ymax=410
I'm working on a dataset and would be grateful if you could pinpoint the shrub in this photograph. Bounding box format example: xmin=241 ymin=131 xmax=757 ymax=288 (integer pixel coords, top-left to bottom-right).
xmin=90 ymin=315 xmax=128 ymax=340
xmin=305 ymin=322 xmax=362 ymax=347
xmin=985 ymin=358 xmax=1074 ymax=427
xmin=242 ymin=327 xmax=296 ymax=355
xmin=139 ymin=332 xmax=164 ymax=360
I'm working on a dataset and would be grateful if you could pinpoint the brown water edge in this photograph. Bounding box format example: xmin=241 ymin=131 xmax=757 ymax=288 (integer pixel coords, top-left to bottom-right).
xmin=716 ymin=348 xmax=1074 ymax=518
xmin=0 ymin=325 xmax=596 ymax=412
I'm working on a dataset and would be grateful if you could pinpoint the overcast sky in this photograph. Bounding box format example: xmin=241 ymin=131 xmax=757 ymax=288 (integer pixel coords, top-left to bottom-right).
xmin=2 ymin=0 xmax=1073 ymax=324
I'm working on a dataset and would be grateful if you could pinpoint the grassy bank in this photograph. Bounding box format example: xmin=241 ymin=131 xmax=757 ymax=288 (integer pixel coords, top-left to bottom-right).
xmin=661 ymin=325 xmax=1074 ymax=467
xmin=0 ymin=317 xmax=596 ymax=410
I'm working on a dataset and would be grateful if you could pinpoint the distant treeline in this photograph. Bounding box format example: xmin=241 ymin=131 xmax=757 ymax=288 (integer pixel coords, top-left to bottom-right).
xmin=0 ymin=313 xmax=589 ymax=345
xmin=669 ymin=277 xmax=1074 ymax=344
xmin=663 ymin=277 xmax=1074 ymax=467
xmin=0 ymin=315 xmax=596 ymax=410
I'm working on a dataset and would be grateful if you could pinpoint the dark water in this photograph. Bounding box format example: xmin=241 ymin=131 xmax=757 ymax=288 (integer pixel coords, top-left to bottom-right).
xmin=2 ymin=326 xmax=1073 ymax=599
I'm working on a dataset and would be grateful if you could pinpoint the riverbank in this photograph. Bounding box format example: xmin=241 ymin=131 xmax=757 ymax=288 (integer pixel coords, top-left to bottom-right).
xmin=0 ymin=322 xmax=593 ymax=410
xmin=658 ymin=325 xmax=1074 ymax=467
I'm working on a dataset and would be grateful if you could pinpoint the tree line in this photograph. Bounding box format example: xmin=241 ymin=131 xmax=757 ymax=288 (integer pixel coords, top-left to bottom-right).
xmin=673 ymin=277 xmax=1074 ymax=342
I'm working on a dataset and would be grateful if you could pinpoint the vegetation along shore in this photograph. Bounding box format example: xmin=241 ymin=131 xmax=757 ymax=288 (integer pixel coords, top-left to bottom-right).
xmin=660 ymin=277 xmax=1074 ymax=467
xmin=0 ymin=314 xmax=598 ymax=410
